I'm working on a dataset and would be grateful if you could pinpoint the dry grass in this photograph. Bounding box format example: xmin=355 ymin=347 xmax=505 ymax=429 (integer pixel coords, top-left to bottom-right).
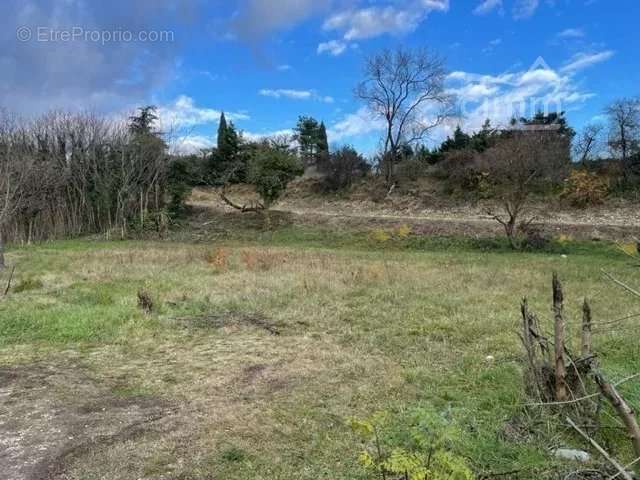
xmin=1 ymin=234 xmax=639 ymax=479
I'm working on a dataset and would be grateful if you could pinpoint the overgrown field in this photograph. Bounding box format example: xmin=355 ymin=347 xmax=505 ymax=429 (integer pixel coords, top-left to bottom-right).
xmin=1 ymin=226 xmax=639 ymax=479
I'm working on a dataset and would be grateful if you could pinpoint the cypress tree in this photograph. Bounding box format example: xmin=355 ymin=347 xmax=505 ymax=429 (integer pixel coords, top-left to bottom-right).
xmin=318 ymin=121 xmax=329 ymax=155
xmin=217 ymin=112 xmax=228 ymax=152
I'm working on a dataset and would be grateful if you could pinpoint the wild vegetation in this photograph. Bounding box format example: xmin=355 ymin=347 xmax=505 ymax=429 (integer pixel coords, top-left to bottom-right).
xmin=1 ymin=45 xmax=640 ymax=480
xmin=1 ymin=224 xmax=639 ymax=479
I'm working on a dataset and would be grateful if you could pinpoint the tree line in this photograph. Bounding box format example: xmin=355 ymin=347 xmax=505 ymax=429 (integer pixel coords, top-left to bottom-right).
xmin=1 ymin=45 xmax=639 ymax=262
xmin=0 ymin=107 xmax=169 ymax=268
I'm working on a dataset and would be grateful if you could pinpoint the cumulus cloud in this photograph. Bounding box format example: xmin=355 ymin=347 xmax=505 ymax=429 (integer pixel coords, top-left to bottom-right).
xmin=323 ymin=6 xmax=422 ymax=40
xmin=446 ymin=57 xmax=596 ymax=135
xmin=258 ymin=89 xmax=334 ymax=103
xmin=473 ymin=0 xmax=503 ymax=15
xmin=156 ymin=95 xmax=249 ymax=131
xmin=170 ymin=134 xmax=215 ymax=155
xmin=327 ymin=106 xmax=385 ymax=142
xmin=317 ymin=40 xmax=348 ymax=56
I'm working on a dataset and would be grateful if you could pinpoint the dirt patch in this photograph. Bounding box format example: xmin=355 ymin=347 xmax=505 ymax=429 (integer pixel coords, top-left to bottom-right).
xmin=0 ymin=363 xmax=174 ymax=480
xmin=173 ymin=311 xmax=282 ymax=335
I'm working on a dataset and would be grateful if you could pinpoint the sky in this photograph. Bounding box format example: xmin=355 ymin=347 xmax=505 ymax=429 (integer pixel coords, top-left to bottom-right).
xmin=2 ymin=0 xmax=639 ymax=155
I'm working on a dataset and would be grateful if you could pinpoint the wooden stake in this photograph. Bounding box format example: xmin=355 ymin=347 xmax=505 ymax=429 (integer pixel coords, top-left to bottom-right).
xmin=2 ymin=265 xmax=15 ymax=297
xmin=582 ymin=298 xmax=593 ymax=358
xmin=553 ymin=273 xmax=568 ymax=402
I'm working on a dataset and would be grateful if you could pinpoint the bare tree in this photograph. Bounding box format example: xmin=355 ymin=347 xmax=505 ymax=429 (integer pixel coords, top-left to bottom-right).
xmin=574 ymin=123 xmax=604 ymax=164
xmin=0 ymin=108 xmax=170 ymax=247
xmin=606 ymin=97 xmax=640 ymax=179
xmin=484 ymin=131 xmax=570 ymax=248
xmin=0 ymin=112 xmax=33 ymax=269
xmin=355 ymin=46 xmax=455 ymax=187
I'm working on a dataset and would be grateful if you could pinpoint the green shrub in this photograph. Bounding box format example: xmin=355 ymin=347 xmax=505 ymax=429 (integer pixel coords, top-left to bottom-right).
xmin=248 ymin=148 xmax=303 ymax=208
xmin=167 ymin=157 xmax=194 ymax=216
xmin=349 ymin=409 xmax=473 ymax=480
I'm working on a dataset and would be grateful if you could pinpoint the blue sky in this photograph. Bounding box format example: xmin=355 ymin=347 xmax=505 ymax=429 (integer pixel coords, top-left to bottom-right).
xmin=2 ymin=0 xmax=639 ymax=155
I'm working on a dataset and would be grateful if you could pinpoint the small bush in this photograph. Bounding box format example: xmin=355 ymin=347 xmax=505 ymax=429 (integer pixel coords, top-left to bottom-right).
xmin=369 ymin=225 xmax=413 ymax=244
xmin=240 ymin=250 xmax=284 ymax=271
xmin=167 ymin=157 xmax=194 ymax=216
xmin=320 ymin=146 xmax=370 ymax=192
xmin=247 ymin=148 xmax=303 ymax=207
xmin=435 ymin=149 xmax=492 ymax=197
xmin=520 ymin=226 xmax=551 ymax=251
xmin=562 ymin=169 xmax=609 ymax=207
xmin=395 ymin=156 xmax=429 ymax=182
xmin=205 ymin=247 xmax=228 ymax=271
xmin=349 ymin=409 xmax=473 ymax=480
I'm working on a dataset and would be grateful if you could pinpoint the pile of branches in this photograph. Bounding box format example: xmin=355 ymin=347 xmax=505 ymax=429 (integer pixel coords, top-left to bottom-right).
xmin=520 ymin=273 xmax=640 ymax=479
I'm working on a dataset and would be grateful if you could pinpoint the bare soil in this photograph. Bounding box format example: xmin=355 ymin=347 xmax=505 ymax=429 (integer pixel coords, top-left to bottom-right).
xmin=0 ymin=363 xmax=175 ymax=480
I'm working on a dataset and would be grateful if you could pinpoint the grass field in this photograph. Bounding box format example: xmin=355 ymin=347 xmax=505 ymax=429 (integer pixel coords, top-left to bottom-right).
xmin=1 ymin=224 xmax=639 ymax=479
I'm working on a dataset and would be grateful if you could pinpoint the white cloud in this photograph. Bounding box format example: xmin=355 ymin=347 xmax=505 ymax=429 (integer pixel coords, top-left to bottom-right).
xmin=560 ymin=50 xmax=615 ymax=73
xmin=323 ymin=0 xmax=448 ymax=41
xmin=259 ymin=89 xmax=334 ymax=103
xmin=242 ymin=128 xmax=295 ymax=142
xmin=421 ymin=0 xmax=449 ymax=10
xmin=446 ymin=57 xmax=596 ymax=135
xmin=473 ymin=0 xmax=503 ymax=15
xmin=277 ymin=64 xmax=293 ymax=71
xmin=327 ymin=107 xmax=385 ymax=142
xmin=170 ymin=135 xmax=215 ymax=155
xmin=259 ymin=88 xmax=312 ymax=100
xmin=513 ymin=0 xmax=540 ymax=19
xmin=317 ymin=40 xmax=347 ymax=56
xmin=557 ymin=28 xmax=585 ymax=39
xmin=323 ymin=6 xmax=422 ymax=40
xmin=156 ymin=95 xmax=249 ymax=130
xmin=448 ymin=83 xmax=501 ymax=101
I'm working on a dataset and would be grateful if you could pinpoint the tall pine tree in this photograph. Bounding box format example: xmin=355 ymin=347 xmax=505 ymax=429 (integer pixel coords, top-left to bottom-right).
xmin=294 ymin=116 xmax=320 ymax=168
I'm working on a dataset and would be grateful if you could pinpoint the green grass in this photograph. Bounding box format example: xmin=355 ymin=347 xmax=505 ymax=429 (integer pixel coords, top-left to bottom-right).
xmin=0 ymin=225 xmax=638 ymax=479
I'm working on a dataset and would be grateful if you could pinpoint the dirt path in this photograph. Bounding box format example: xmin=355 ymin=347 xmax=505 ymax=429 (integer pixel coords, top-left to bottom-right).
xmin=190 ymin=188 xmax=640 ymax=241
xmin=274 ymin=207 xmax=639 ymax=241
